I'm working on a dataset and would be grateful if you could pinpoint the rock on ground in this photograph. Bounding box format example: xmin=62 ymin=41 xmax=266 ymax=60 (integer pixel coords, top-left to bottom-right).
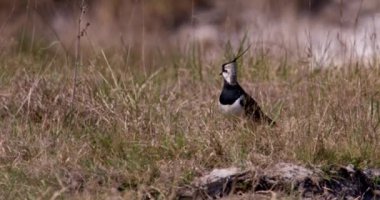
xmin=176 ymin=163 xmax=380 ymax=200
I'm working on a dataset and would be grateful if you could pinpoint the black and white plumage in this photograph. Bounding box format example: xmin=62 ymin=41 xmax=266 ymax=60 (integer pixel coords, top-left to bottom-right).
xmin=218 ymin=58 xmax=275 ymax=125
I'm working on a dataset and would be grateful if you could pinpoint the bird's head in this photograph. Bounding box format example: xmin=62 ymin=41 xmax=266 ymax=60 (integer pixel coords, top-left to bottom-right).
xmin=220 ymin=45 xmax=251 ymax=85
xmin=220 ymin=61 xmax=237 ymax=85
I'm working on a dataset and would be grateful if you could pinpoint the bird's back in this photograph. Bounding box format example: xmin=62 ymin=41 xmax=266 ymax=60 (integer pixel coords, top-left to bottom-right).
xmin=242 ymin=94 xmax=275 ymax=125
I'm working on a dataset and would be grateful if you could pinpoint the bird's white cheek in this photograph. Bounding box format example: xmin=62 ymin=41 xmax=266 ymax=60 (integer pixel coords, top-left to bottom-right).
xmin=222 ymin=73 xmax=231 ymax=83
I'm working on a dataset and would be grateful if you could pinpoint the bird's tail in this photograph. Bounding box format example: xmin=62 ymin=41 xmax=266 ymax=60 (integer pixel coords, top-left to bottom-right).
xmin=254 ymin=108 xmax=276 ymax=126
xmin=261 ymin=113 xmax=276 ymax=126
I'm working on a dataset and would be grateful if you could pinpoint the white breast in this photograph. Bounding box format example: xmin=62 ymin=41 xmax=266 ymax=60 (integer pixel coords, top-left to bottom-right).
xmin=219 ymin=95 xmax=244 ymax=115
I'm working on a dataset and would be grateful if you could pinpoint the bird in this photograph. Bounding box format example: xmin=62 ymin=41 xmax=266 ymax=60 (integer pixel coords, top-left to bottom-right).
xmin=218 ymin=49 xmax=275 ymax=125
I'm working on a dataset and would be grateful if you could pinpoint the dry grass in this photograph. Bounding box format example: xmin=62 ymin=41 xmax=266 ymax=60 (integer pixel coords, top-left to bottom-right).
xmin=0 ymin=36 xmax=380 ymax=199
xmin=0 ymin=1 xmax=379 ymax=199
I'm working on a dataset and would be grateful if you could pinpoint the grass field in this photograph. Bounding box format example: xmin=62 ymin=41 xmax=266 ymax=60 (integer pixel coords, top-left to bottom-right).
xmin=1 ymin=37 xmax=380 ymax=199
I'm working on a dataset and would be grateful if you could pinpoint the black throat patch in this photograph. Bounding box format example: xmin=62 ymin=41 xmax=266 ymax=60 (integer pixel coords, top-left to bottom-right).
xmin=219 ymin=81 xmax=245 ymax=105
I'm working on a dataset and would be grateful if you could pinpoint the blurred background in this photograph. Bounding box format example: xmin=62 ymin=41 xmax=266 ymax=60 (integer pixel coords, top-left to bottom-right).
xmin=1 ymin=0 xmax=380 ymax=65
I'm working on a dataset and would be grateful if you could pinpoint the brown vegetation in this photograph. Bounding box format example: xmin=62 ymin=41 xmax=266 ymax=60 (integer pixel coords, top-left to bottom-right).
xmin=1 ymin=0 xmax=380 ymax=199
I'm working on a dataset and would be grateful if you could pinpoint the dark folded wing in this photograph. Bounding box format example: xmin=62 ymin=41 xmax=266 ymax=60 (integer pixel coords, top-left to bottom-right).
xmin=240 ymin=93 xmax=275 ymax=125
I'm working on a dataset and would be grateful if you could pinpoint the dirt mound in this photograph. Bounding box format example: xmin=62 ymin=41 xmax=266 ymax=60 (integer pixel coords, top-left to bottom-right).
xmin=176 ymin=163 xmax=380 ymax=199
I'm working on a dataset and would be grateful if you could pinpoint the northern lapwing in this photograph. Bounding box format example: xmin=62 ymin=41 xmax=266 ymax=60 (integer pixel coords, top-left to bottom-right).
xmin=218 ymin=48 xmax=275 ymax=125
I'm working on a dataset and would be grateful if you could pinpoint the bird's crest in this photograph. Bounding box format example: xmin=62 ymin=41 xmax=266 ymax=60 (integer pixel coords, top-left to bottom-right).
xmin=230 ymin=44 xmax=251 ymax=63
